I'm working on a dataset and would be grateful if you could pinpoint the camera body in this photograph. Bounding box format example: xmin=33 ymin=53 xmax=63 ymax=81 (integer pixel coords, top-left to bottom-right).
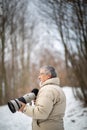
xmin=8 ymin=88 xmax=39 ymax=113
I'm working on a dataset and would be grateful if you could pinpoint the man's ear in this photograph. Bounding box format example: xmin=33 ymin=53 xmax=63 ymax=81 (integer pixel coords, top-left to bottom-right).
xmin=48 ymin=74 xmax=51 ymax=79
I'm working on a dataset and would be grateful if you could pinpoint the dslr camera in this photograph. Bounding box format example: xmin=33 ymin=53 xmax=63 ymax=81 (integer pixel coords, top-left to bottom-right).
xmin=8 ymin=88 xmax=39 ymax=113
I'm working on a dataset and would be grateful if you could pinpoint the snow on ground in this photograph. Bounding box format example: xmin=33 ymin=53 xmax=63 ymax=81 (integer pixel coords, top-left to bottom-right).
xmin=0 ymin=87 xmax=87 ymax=130
xmin=63 ymin=87 xmax=87 ymax=130
xmin=0 ymin=106 xmax=32 ymax=130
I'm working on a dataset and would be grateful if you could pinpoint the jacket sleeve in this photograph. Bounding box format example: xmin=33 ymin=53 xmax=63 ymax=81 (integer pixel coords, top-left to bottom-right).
xmin=23 ymin=87 xmax=55 ymax=119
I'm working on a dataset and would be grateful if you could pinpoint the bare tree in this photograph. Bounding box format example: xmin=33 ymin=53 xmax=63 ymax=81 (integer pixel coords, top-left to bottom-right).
xmin=51 ymin=0 xmax=87 ymax=104
xmin=0 ymin=0 xmax=29 ymax=105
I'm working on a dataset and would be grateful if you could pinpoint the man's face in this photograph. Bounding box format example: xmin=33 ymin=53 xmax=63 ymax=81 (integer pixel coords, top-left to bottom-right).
xmin=38 ymin=69 xmax=51 ymax=83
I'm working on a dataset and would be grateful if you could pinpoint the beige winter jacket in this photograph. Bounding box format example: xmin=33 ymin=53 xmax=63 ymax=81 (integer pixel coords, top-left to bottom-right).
xmin=23 ymin=78 xmax=66 ymax=130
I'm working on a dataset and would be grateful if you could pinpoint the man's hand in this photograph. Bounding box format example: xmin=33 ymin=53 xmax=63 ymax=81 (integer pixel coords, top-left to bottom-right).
xmin=19 ymin=102 xmax=26 ymax=112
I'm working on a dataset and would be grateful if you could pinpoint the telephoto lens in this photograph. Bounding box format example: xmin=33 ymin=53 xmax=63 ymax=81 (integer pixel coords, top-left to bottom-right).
xmin=8 ymin=88 xmax=39 ymax=113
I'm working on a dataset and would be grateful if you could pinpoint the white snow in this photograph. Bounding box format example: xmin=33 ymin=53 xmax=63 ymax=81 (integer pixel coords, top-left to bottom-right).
xmin=0 ymin=87 xmax=87 ymax=130
xmin=0 ymin=106 xmax=32 ymax=130
xmin=63 ymin=87 xmax=87 ymax=130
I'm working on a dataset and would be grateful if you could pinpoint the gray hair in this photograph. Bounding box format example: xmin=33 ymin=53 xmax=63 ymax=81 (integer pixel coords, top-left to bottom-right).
xmin=40 ymin=65 xmax=57 ymax=78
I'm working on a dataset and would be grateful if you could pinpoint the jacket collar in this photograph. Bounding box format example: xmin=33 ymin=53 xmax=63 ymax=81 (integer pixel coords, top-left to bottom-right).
xmin=40 ymin=77 xmax=60 ymax=88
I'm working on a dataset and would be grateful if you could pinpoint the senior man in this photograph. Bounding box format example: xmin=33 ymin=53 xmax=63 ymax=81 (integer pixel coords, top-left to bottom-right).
xmin=19 ymin=65 xmax=66 ymax=130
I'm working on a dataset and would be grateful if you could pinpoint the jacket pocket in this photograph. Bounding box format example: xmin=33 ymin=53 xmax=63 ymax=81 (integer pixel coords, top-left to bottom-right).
xmin=37 ymin=120 xmax=40 ymax=127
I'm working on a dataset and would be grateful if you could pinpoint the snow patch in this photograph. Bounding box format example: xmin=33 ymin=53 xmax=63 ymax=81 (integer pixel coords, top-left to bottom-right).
xmin=0 ymin=87 xmax=87 ymax=130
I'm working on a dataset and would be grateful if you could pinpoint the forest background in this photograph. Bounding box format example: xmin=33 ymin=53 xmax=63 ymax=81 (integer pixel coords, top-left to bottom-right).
xmin=0 ymin=0 xmax=87 ymax=106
